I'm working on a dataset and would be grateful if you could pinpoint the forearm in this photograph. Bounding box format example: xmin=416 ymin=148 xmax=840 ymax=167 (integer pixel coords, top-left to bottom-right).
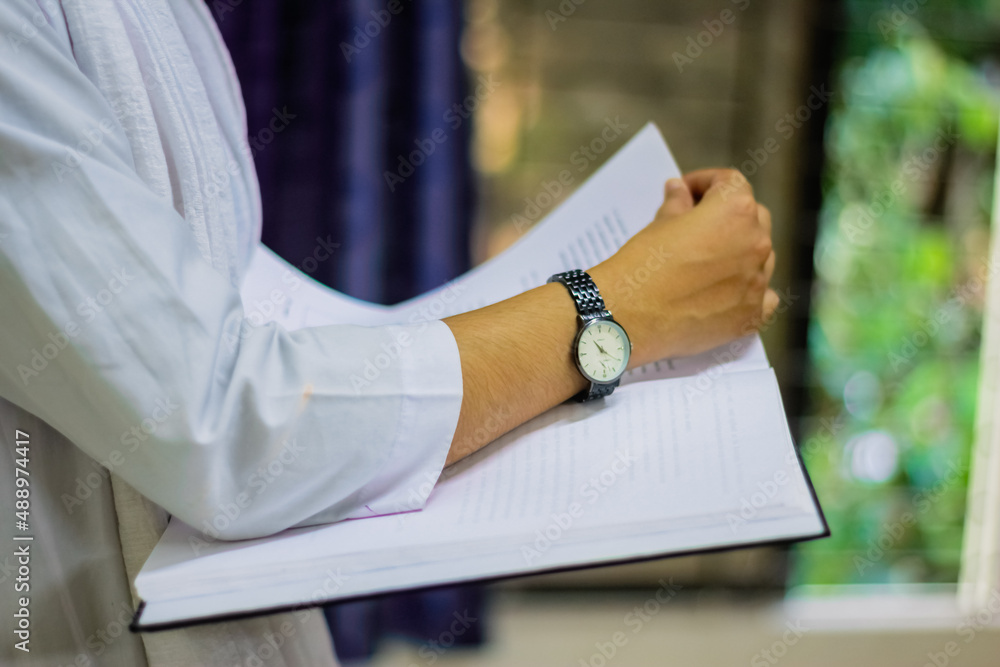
xmin=442 ymin=281 xmax=588 ymax=466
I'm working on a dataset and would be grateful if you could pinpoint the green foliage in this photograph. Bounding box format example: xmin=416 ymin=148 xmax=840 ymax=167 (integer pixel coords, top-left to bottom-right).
xmin=791 ymin=21 xmax=998 ymax=587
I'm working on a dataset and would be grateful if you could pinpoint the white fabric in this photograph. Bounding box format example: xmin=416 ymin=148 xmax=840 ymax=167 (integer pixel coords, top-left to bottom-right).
xmin=0 ymin=0 xmax=465 ymax=664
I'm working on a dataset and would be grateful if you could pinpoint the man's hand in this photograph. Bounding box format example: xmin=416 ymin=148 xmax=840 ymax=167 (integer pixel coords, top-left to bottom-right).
xmin=443 ymin=169 xmax=779 ymax=465
xmin=591 ymin=169 xmax=778 ymax=368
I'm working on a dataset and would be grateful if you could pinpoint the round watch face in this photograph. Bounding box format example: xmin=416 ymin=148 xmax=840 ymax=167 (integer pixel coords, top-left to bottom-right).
xmin=576 ymin=319 xmax=631 ymax=384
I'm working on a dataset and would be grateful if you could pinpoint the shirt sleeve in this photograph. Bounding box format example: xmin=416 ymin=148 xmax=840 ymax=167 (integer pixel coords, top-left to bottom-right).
xmin=0 ymin=1 xmax=464 ymax=540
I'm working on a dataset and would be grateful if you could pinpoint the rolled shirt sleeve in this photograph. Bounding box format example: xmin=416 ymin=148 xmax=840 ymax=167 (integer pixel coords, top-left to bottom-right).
xmin=0 ymin=1 xmax=464 ymax=540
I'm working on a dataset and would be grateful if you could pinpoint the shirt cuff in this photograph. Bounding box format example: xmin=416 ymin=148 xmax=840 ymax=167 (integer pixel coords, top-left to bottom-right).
xmin=294 ymin=319 xmax=463 ymax=526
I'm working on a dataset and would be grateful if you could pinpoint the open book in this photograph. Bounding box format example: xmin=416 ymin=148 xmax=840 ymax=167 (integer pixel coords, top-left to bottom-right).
xmin=131 ymin=123 xmax=828 ymax=631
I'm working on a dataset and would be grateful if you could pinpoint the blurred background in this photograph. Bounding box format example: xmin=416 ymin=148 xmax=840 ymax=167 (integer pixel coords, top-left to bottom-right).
xmin=215 ymin=0 xmax=1000 ymax=664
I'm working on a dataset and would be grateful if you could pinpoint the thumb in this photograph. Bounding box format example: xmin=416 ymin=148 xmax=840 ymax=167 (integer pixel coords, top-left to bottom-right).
xmin=659 ymin=178 xmax=695 ymax=219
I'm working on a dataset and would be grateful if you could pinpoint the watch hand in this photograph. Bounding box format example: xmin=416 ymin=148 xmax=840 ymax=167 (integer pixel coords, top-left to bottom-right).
xmin=595 ymin=342 xmax=608 ymax=355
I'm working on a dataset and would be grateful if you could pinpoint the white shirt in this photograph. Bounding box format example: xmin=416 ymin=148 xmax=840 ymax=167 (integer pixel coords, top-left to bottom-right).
xmin=0 ymin=1 xmax=464 ymax=664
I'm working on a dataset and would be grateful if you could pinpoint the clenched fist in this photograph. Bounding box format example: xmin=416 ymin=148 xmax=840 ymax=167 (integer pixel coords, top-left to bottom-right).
xmin=590 ymin=169 xmax=778 ymax=369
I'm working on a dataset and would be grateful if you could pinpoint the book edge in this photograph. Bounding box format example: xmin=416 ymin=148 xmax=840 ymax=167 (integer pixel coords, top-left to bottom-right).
xmin=130 ymin=527 xmax=829 ymax=633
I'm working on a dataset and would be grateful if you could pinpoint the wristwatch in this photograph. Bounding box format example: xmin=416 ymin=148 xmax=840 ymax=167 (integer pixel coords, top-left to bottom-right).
xmin=548 ymin=269 xmax=631 ymax=402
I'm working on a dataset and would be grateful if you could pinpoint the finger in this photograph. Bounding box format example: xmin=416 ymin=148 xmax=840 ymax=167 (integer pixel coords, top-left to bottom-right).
xmin=762 ymin=288 xmax=780 ymax=323
xmin=683 ymin=168 xmax=752 ymax=201
xmin=658 ymin=178 xmax=695 ymax=219
xmin=763 ymin=250 xmax=776 ymax=281
xmin=757 ymin=203 xmax=772 ymax=236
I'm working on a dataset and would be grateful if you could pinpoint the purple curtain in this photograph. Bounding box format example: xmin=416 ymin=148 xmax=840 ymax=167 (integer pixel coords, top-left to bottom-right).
xmin=211 ymin=0 xmax=486 ymax=661
xmin=213 ymin=0 xmax=473 ymax=304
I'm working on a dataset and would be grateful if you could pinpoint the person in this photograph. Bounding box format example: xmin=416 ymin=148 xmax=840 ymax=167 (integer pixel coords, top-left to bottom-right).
xmin=0 ymin=1 xmax=777 ymax=665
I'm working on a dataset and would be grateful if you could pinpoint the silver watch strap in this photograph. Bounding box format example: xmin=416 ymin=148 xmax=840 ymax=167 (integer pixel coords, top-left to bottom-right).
xmin=547 ymin=269 xmax=609 ymax=320
xmin=548 ymin=270 xmax=620 ymax=402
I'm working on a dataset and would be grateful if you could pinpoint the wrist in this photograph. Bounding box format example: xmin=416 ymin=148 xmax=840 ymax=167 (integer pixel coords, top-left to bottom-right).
xmin=588 ymin=261 xmax=651 ymax=370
